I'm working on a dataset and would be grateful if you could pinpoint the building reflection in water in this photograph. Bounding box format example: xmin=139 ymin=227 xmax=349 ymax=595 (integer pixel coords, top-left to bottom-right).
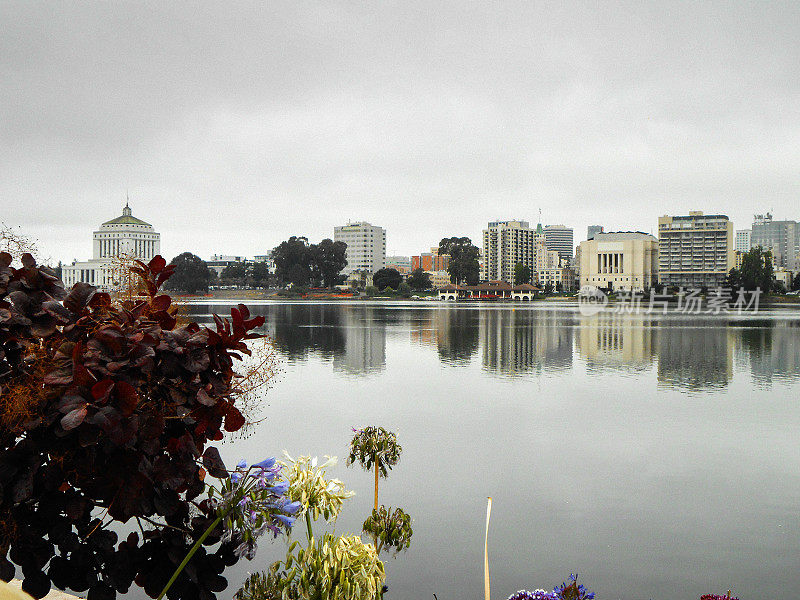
xmin=265 ymin=303 xmax=346 ymax=361
xmin=409 ymin=306 xmax=480 ymax=364
xmin=655 ymin=317 xmax=735 ymax=391
xmin=332 ymin=306 xmax=386 ymax=375
xmin=479 ymin=308 xmax=573 ymax=376
xmin=576 ymin=312 xmax=657 ymax=373
xmin=190 ymin=303 xmax=799 ymax=389
xmin=736 ymin=319 xmax=800 ymax=386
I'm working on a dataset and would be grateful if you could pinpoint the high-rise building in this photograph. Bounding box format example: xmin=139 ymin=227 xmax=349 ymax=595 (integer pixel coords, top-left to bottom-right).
xmin=751 ymin=213 xmax=799 ymax=271
xmin=587 ymin=225 xmax=604 ymax=240
xmin=411 ymin=248 xmax=450 ymax=272
xmin=334 ymin=221 xmax=386 ymax=276
xmin=385 ymin=256 xmax=411 ymax=274
xmin=544 ymin=225 xmax=574 ymax=262
xmin=578 ymin=232 xmax=659 ymax=292
xmin=62 ymin=202 xmax=161 ymax=290
xmin=657 ymin=211 xmax=734 ymax=289
xmin=481 ymin=220 xmax=537 ymax=283
xmin=735 ymin=229 xmax=751 ymax=253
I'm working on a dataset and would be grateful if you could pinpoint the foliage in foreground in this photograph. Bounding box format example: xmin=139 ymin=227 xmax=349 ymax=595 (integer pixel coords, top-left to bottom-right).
xmin=237 ymin=455 xmax=385 ymax=600
xmin=507 ymin=574 xmax=595 ymax=600
xmin=0 ymin=253 xmax=273 ymax=599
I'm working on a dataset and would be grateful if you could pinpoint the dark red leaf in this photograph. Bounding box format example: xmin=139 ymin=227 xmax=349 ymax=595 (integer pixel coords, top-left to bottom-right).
xmin=20 ymin=253 xmax=36 ymax=269
xmin=148 ymin=255 xmax=167 ymax=274
xmin=88 ymin=292 xmax=111 ymax=309
xmin=151 ymin=294 xmax=171 ymax=311
xmin=196 ymin=387 xmax=216 ymax=407
xmin=115 ymin=381 xmax=139 ymax=416
xmin=201 ymin=447 xmax=228 ymax=478
xmin=223 ymin=406 xmax=245 ymax=432
xmin=91 ymin=379 xmax=114 ymax=403
xmin=61 ymin=406 xmax=87 ymax=430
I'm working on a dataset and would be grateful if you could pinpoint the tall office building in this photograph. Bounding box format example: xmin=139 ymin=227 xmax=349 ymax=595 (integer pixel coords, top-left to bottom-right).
xmin=544 ymin=225 xmax=574 ymax=262
xmin=657 ymin=211 xmax=734 ymax=289
xmin=587 ymin=225 xmax=604 ymax=240
xmin=62 ymin=202 xmax=161 ymax=290
xmin=751 ymin=213 xmax=799 ymax=271
xmin=334 ymin=221 xmax=386 ymax=276
xmin=735 ymin=229 xmax=751 ymax=253
xmin=482 ymin=220 xmax=537 ymax=283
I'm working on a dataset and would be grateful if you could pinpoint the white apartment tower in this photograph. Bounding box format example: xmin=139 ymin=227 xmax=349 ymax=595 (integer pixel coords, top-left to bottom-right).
xmin=482 ymin=220 xmax=537 ymax=283
xmin=334 ymin=221 xmax=386 ymax=276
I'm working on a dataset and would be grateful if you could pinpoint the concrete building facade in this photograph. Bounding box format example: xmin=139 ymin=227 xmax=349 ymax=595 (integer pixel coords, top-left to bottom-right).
xmin=735 ymin=229 xmax=751 ymax=253
xmin=578 ymin=232 xmax=659 ymax=292
xmin=587 ymin=225 xmax=604 ymax=240
xmin=411 ymin=249 xmax=450 ymax=273
xmin=751 ymin=213 xmax=799 ymax=271
xmin=334 ymin=221 xmax=386 ymax=276
xmin=62 ymin=203 xmax=160 ymax=291
xmin=385 ymin=256 xmax=411 ymax=274
xmin=657 ymin=212 xmax=734 ymax=289
xmin=544 ymin=225 xmax=574 ymax=262
xmin=481 ymin=220 xmax=537 ymax=283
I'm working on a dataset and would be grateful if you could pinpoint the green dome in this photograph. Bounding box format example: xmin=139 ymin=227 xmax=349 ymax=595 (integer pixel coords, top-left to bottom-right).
xmin=102 ymin=203 xmax=152 ymax=227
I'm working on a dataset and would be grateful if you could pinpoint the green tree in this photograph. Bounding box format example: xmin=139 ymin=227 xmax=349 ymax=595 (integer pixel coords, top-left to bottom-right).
xmin=311 ymin=238 xmax=348 ymax=288
xmin=543 ymin=282 xmax=554 ymax=295
xmin=272 ymin=236 xmax=311 ymax=286
xmin=792 ymin=272 xmax=800 ymax=291
xmin=365 ymin=285 xmax=378 ymax=297
xmin=373 ymin=268 xmax=402 ymax=291
xmin=439 ymin=237 xmax=480 ymax=285
xmin=165 ymin=252 xmax=211 ymax=293
xmin=220 ymin=262 xmax=247 ymax=286
xmin=738 ymin=247 xmax=776 ymax=291
xmin=514 ymin=262 xmax=531 ymax=285
xmin=397 ymin=281 xmax=412 ymax=297
xmin=407 ymin=268 xmax=432 ymax=291
xmin=248 ymin=261 xmax=271 ymax=288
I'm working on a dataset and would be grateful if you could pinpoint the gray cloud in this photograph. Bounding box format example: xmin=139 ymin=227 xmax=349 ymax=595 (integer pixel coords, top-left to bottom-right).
xmin=2 ymin=1 xmax=799 ymax=262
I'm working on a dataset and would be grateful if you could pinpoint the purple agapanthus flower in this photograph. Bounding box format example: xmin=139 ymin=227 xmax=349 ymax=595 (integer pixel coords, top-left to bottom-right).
xmin=507 ymin=590 xmax=559 ymax=600
xmin=253 ymin=457 xmax=277 ymax=470
xmin=554 ymin=574 xmax=595 ymax=600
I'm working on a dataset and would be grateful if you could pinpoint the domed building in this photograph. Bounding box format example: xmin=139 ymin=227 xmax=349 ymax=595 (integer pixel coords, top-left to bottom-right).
xmin=62 ymin=202 xmax=161 ymax=290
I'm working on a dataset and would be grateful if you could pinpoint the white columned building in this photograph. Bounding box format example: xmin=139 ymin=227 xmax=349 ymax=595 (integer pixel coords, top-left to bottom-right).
xmin=62 ymin=203 xmax=161 ymax=291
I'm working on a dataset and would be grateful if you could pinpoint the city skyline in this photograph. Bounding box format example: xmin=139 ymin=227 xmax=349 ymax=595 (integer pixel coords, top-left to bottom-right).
xmin=3 ymin=3 xmax=800 ymax=264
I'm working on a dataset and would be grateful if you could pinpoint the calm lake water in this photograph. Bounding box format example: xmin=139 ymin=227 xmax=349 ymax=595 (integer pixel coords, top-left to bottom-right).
xmin=186 ymin=300 xmax=800 ymax=600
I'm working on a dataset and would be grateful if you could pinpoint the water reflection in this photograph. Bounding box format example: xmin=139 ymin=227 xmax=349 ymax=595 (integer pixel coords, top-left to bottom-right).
xmin=480 ymin=309 xmax=573 ymax=376
xmin=265 ymin=304 xmax=346 ymax=360
xmin=738 ymin=320 xmax=800 ymax=385
xmin=186 ymin=302 xmax=800 ymax=389
xmin=332 ymin=306 xmax=386 ymax=375
xmin=656 ymin=319 xmax=735 ymax=391
xmin=577 ymin=312 xmax=657 ymax=373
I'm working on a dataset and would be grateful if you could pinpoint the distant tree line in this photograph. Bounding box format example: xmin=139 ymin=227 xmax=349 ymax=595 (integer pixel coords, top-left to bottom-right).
xmin=271 ymin=236 xmax=347 ymax=288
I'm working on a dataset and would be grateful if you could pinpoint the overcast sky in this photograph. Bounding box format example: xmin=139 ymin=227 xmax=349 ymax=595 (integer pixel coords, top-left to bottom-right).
xmin=2 ymin=1 xmax=799 ymax=264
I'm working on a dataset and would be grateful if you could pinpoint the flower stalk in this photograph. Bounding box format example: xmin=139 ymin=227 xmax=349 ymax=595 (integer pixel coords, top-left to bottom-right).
xmin=157 ymin=513 xmax=225 ymax=600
